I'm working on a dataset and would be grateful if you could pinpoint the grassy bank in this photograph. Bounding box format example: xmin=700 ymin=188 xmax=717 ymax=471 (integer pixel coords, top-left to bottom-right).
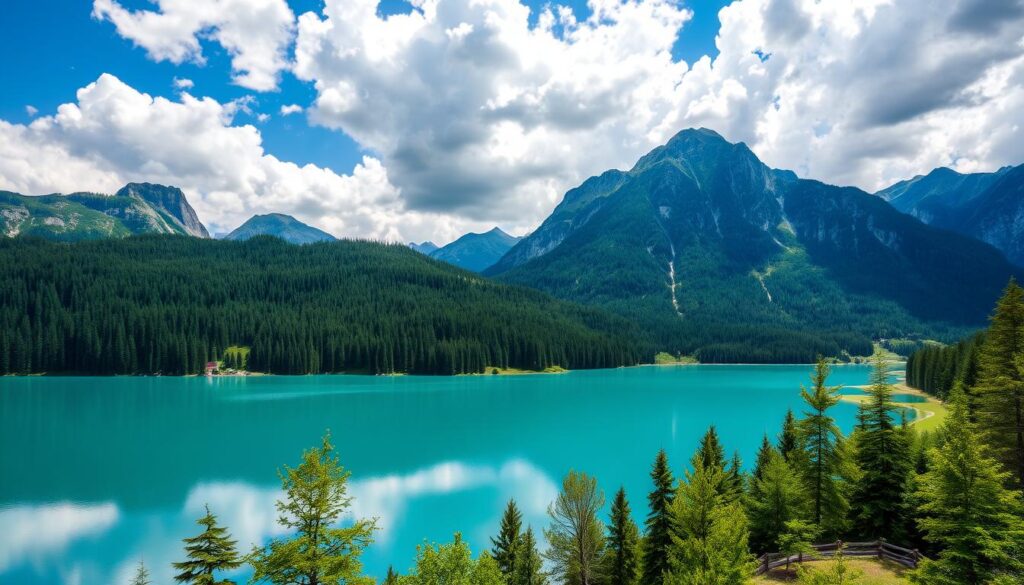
xmin=840 ymin=382 xmax=948 ymax=434
xmin=753 ymin=558 xmax=910 ymax=584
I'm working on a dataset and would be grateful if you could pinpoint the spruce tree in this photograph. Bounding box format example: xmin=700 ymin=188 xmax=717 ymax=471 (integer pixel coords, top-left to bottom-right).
xmin=973 ymin=278 xmax=1024 ymax=487
xmin=753 ymin=434 xmax=775 ymax=481
xmin=492 ymin=499 xmax=523 ymax=579
xmin=666 ymin=463 xmax=753 ymax=584
xmin=723 ymin=451 xmax=744 ymax=503
xmin=911 ymin=386 xmax=1024 ymax=584
xmin=249 ymin=432 xmax=376 ymax=585
xmin=746 ymin=450 xmax=808 ymax=554
xmin=606 ymin=487 xmax=640 ymax=585
xmin=849 ymin=353 xmax=911 ymax=540
xmin=512 ymin=527 xmax=547 ymax=585
xmin=173 ymin=505 xmax=241 ymax=584
xmin=778 ymin=409 xmax=800 ymax=462
xmin=382 ymin=566 xmax=399 ymax=585
xmin=691 ymin=426 xmax=726 ymax=473
xmin=130 ymin=560 xmax=151 ymax=585
xmin=797 ymin=357 xmax=850 ymax=536
xmin=641 ymin=450 xmax=674 ymax=585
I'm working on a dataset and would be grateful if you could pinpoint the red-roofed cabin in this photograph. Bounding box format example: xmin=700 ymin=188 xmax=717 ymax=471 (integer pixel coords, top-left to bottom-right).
xmin=205 ymin=362 xmax=218 ymax=376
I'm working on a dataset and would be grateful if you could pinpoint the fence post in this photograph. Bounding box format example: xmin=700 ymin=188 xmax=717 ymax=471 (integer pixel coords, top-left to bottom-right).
xmin=878 ymin=538 xmax=885 ymax=560
xmin=762 ymin=555 xmax=768 ymax=574
xmin=798 ymin=551 xmax=803 ymax=565
xmin=913 ymin=549 xmax=920 ymax=568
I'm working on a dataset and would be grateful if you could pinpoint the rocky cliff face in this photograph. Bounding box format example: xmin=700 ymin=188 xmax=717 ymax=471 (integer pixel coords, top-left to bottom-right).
xmin=115 ymin=183 xmax=211 ymax=238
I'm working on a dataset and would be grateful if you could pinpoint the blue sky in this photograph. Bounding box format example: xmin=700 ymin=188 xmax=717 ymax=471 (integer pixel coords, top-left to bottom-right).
xmin=1 ymin=0 xmax=1021 ymax=242
xmin=1 ymin=0 xmax=729 ymax=176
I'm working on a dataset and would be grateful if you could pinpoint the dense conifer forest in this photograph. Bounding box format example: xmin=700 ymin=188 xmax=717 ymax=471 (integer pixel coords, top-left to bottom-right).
xmin=905 ymin=334 xmax=984 ymax=398
xmin=0 ymin=236 xmax=644 ymax=375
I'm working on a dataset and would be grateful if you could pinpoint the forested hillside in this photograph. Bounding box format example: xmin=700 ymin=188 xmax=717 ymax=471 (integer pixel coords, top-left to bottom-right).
xmin=906 ymin=334 xmax=984 ymax=398
xmin=0 ymin=236 xmax=643 ymax=375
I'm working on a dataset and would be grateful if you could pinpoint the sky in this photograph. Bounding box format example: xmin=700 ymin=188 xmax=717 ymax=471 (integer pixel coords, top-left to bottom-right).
xmin=1 ymin=0 xmax=1022 ymax=244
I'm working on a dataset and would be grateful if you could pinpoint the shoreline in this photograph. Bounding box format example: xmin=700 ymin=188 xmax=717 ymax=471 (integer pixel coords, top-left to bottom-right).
xmin=839 ymin=381 xmax=947 ymax=433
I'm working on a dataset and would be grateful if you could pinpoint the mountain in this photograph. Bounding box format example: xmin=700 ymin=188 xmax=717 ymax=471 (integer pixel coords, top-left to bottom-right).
xmin=0 ymin=182 xmax=210 ymax=240
xmin=409 ymin=241 xmax=439 ymax=255
xmin=429 ymin=227 xmax=522 ymax=272
xmin=877 ymin=164 xmax=1024 ymax=266
xmin=487 ymin=128 xmax=1021 ymax=362
xmin=0 ymin=235 xmax=642 ymax=375
xmin=223 ymin=213 xmax=336 ymax=244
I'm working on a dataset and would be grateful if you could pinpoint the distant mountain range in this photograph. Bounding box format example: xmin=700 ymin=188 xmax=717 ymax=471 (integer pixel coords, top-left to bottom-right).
xmin=486 ymin=128 xmax=1021 ymax=361
xmin=0 ymin=182 xmax=209 ymax=240
xmin=877 ymin=164 xmax=1024 ymax=266
xmin=421 ymin=227 xmax=522 ymax=272
xmin=223 ymin=213 xmax=336 ymax=244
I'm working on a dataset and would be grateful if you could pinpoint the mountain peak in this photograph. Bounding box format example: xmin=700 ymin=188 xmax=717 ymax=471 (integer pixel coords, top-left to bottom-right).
xmin=225 ymin=213 xmax=335 ymax=244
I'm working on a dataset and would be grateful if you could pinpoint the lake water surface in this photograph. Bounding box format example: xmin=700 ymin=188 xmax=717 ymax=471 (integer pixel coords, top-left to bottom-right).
xmin=0 ymin=365 xmax=894 ymax=585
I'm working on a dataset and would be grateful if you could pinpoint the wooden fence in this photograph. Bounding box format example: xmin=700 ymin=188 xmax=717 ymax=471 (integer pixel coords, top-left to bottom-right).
xmin=754 ymin=540 xmax=922 ymax=575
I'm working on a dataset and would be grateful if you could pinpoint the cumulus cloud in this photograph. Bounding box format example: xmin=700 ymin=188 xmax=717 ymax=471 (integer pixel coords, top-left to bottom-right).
xmin=280 ymin=103 xmax=303 ymax=115
xmin=92 ymin=0 xmax=295 ymax=91
xmin=289 ymin=0 xmax=1024 ymax=230
xmin=24 ymin=105 xmax=38 ymax=117
xmin=0 ymin=74 xmax=492 ymax=241
xmin=172 ymin=77 xmax=194 ymax=90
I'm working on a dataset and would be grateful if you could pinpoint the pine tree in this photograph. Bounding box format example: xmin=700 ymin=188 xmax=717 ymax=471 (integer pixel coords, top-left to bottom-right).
xmin=173 ymin=505 xmax=241 ymax=584
xmin=753 ymin=434 xmax=775 ymax=481
xmin=512 ymin=527 xmax=547 ymax=585
xmin=973 ymin=278 xmax=1024 ymax=488
xmin=249 ymin=432 xmax=376 ymax=585
xmin=746 ymin=450 xmax=808 ymax=554
xmin=642 ymin=450 xmax=675 ymax=585
xmin=544 ymin=470 xmax=606 ymax=585
xmin=778 ymin=409 xmax=800 ymax=462
xmin=383 ymin=566 xmax=399 ymax=585
xmin=849 ymin=353 xmax=911 ymax=540
xmin=130 ymin=560 xmax=151 ymax=585
xmin=666 ymin=463 xmax=753 ymax=584
xmin=723 ymin=451 xmax=745 ymax=503
xmin=797 ymin=357 xmax=850 ymax=536
xmin=911 ymin=387 xmax=1024 ymax=584
xmin=492 ymin=499 xmax=523 ymax=580
xmin=691 ymin=426 xmax=726 ymax=473
xmin=606 ymin=487 xmax=640 ymax=585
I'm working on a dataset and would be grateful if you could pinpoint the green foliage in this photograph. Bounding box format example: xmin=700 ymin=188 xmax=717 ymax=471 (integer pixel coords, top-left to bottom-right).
xmin=777 ymin=520 xmax=819 ymax=568
xmin=972 ymin=279 xmax=1024 ymax=488
xmin=778 ymin=410 xmax=800 ymax=464
xmin=511 ymin=528 xmax=547 ymax=585
xmin=849 ymin=354 xmax=912 ymax=541
xmin=398 ymin=534 xmax=504 ymax=585
xmin=491 ymin=500 xmax=523 ymax=579
xmin=910 ymin=387 xmax=1024 ymax=585
xmin=173 ymin=505 xmax=241 ymax=584
xmin=667 ymin=463 xmax=753 ymax=584
xmin=691 ymin=427 xmax=726 ymax=475
xmin=753 ymin=435 xmax=775 ymax=482
xmin=130 ymin=560 xmax=152 ymax=585
xmin=797 ymin=358 xmax=851 ymax=536
xmin=906 ymin=334 xmax=983 ymax=399
xmin=0 ymin=236 xmax=642 ymax=375
xmin=796 ymin=547 xmax=863 ymax=585
xmin=222 ymin=346 xmax=250 ymax=371
xmin=248 ymin=432 xmax=376 ymax=585
xmin=544 ymin=470 xmax=606 ymax=585
xmin=383 ymin=567 xmax=399 ymax=585
xmin=642 ymin=450 xmax=675 ymax=585
xmin=746 ymin=450 xmax=809 ymax=554
xmin=605 ymin=487 xmax=641 ymax=585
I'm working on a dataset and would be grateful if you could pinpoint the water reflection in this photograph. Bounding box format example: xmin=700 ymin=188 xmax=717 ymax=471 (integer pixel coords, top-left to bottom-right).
xmin=0 ymin=501 xmax=119 ymax=571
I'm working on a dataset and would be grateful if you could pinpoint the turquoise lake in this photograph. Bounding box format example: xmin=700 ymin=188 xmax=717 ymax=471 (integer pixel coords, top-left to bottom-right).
xmin=0 ymin=365 xmax=900 ymax=584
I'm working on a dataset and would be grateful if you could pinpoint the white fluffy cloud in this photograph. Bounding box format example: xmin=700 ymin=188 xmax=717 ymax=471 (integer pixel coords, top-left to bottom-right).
xmin=92 ymin=0 xmax=295 ymax=91
xmin=0 ymin=74 xmax=490 ymax=241
xmin=291 ymin=0 xmax=1024 ymax=229
xmin=280 ymin=103 xmax=303 ymax=115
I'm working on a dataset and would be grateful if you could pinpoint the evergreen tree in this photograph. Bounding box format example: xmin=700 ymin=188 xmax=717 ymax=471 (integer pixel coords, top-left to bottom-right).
xmin=544 ymin=470 xmax=606 ymax=585
xmin=797 ymin=357 xmax=850 ymax=536
xmin=641 ymin=450 xmax=674 ymax=585
xmin=130 ymin=560 xmax=151 ymax=585
xmin=753 ymin=434 xmax=775 ymax=481
xmin=249 ymin=432 xmax=376 ymax=585
xmin=383 ymin=567 xmax=399 ymax=585
xmin=778 ymin=409 xmax=800 ymax=462
xmin=911 ymin=387 xmax=1024 ymax=585
xmin=973 ymin=278 xmax=1024 ymax=487
xmin=605 ymin=487 xmax=640 ymax=585
xmin=723 ymin=451 xmax=745 ymax=503
xmin=690 ymin=426 xmax=726 ymax=473
xmin=746 ymin=450 xmax=808 ymax=554
xmin=400 ymin=533 xmax=504 ymax=585
xmin=512 ymin=528 xmax=547 ymax=585
xmin=849 ymin=353 xmax=911 ymax=541
xmin=666 ymin=463 xmax=753 ymax=584
xmin=491 ymin=499 xmax=523 ymax=580
xmin=173 ymin=505 xmax=241 ymax=585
